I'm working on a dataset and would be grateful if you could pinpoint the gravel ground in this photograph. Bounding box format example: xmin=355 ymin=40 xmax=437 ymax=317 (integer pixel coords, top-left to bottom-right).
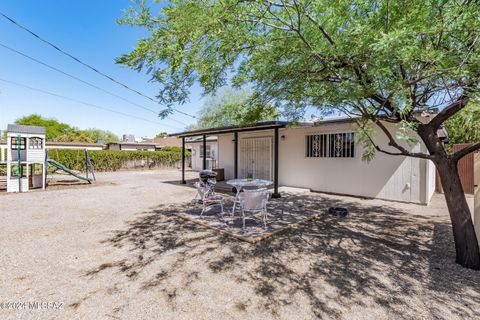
xmin=0 ymin=169 xmax=479 ymax=320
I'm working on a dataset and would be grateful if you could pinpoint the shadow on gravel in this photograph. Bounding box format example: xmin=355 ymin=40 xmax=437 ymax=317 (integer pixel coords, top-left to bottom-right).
xmin=86 ymin=193 xmax=480 ymax=319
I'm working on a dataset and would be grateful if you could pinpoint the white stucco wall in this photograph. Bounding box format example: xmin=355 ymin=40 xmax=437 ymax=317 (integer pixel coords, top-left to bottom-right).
xmin=217 ymin=122 xmax=435 ymax=204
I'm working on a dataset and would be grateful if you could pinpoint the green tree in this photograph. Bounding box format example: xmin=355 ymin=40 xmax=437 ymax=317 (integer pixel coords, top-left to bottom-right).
xmin=155 ymin=132 xmax=169 ymax=138
xmin=16 ymin=114 xmax=76 ymax=141
xmin=15 ymin=114 xmax=119 ymax=143
xmin=195 ymin=87 xmax=278 ymax=129
xmin=118 ymin=1 xmax=480 ymax=268
xmin=444 ymin=100 xmax=480 ymax=151
xmin=81 ymin=128 xmax=119 ymax=144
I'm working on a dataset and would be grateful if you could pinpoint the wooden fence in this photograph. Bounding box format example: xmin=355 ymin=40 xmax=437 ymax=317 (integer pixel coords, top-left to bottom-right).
xmin=436 ymin=143 xmax=477 ymax=194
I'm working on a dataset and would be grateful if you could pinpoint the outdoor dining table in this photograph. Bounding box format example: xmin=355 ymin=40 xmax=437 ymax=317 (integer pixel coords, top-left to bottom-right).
xmin=226 ymin=178 xmax=273 ymax=215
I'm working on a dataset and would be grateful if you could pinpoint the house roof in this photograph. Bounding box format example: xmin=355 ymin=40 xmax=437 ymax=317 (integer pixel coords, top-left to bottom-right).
xmin=47 ymin=141 xmax=103 ymax=147
xmin=170 ymin=121 xmax=291 ymax=137
xmin=107 ymin=142 xmax=157 ymax=147
xmin=7 ymin=124 xmax=46 ymax=135
xmin=185 ymin=136 xmax=218 ymax=143
xmin=169 ymin=118 xmax=357 ymax=137
xmin=141 ymin=136 xmax=183 ymax=147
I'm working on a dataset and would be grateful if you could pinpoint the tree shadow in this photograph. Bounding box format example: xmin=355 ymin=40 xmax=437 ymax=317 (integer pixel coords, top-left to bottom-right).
xmin=85 ymin=193 xmax=480 ymax=318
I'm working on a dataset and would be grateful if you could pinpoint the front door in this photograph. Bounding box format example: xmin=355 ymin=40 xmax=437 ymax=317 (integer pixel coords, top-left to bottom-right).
xmin=239 ymin=137 xmax=272 ymax=180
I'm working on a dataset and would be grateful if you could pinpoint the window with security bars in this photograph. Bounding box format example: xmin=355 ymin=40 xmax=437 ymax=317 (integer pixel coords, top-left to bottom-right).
xmin=306 ymin=132 xmax=355 ymax=158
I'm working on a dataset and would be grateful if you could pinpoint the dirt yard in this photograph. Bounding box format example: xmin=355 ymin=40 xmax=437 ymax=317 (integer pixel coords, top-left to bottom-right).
xmin=0 ymin=169 xmax=479 ymax=320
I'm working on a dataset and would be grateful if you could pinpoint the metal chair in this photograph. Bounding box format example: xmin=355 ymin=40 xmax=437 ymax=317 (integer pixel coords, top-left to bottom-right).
xmin=238 ymin=188 xmax=269 ymax=229
xmin=193 ymin=181 xmax=224 ymax=216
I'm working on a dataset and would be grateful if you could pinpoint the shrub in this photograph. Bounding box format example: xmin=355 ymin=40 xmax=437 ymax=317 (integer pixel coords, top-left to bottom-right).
xmin=47 ymin=149 xmax=190 ymax=172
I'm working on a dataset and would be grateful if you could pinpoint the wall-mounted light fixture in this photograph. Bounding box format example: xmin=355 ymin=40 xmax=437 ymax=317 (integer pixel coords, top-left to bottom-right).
xmin=281 ymin=135 xmax=286 ymax=141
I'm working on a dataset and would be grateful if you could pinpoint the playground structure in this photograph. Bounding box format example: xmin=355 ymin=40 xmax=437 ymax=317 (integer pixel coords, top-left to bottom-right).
xmin=2 ymin=124 xmax=94 ymax=193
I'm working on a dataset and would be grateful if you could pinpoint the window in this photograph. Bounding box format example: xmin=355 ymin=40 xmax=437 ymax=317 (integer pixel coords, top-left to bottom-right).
xmin=199 ymin=145 xmax=211 ymax=158
xmin=11 ymin=137 xmax=26 ymax=150
xmin=29 ymin=137 xmax=43 ymax=149
xmin=306 ymin=132 xmax=355 ymax=158
xmin=32 ymin=163 xmax=43 ymax=175
xmin=10 ymin=164 xmax=27 ymax=178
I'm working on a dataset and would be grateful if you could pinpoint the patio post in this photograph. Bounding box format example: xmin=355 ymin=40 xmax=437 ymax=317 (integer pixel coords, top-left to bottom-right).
xmin=234 ymin=131 xmax=238 ymax=179
xmin=272 ymin=127 xmax=281 ymax=198
xmin=181 ymin=136 xmax=186 ymax=184
xmin=202 ymin=134 xmax=207 ymax=170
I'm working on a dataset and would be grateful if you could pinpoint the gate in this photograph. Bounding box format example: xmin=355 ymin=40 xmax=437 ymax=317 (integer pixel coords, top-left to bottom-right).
xmin=239 ymin=137 xmax=272 ymax=180
xmin=436 ymin=143 xmax=476 ymax=194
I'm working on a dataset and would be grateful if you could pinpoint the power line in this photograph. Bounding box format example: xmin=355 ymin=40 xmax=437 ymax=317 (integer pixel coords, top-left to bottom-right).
xmin=0 ymin=42 xmax=187 ymax=127
xmin=0 ymin=11 xmax=198 ymax=120
xmin=0 ymin=77 xmax=182 ymax=130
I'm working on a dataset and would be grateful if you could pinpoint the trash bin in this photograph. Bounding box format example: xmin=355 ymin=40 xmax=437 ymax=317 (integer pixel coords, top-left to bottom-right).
xmin=212 ymin=168 xmax=225 ymax=181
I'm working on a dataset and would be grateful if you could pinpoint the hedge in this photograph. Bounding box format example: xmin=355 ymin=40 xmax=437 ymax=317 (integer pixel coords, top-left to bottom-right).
xmin=47 ymin=149 xmax=190 ymax=172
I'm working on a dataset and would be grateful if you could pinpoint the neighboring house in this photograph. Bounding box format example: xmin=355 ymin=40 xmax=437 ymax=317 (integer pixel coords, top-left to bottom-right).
xmin=142 ymin=136 xmax=183 ymax=149
xmin=105 ymin=142 xmax=157 ymax=151
xmin=45 ymin=141 xmax=104 ymax=150
xmin=173 ymin=118 xmax=439 ymax=204
xmin=186 ymin=136 xmax=218 ymax=171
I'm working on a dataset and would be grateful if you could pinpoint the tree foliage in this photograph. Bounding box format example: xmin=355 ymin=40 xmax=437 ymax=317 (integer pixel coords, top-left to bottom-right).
xmin=16 ymin=114 xmax=75 ymax=141
xmin=193 ymin=87 xmax=278 ymax=129
xmin=444 ymin=100 xmax=480 ymax=151
xmin=15 ymin=114 xmax=119 ymax=143
xmin=155 ymin=131 xmax=169 ymax=138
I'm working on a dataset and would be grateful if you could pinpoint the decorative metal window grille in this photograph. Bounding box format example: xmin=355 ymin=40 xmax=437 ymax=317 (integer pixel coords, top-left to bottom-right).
xmin=29 ymin=137 xmax=43 ymax=149
xmin=11 ymin=137 xmax=26 ymax=150
xmin=306 ymin=132 xmax=355 ymax=158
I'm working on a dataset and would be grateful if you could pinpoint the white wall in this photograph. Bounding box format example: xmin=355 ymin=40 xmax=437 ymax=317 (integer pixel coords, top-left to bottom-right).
xmin=216 ymin=122 xmax=435 ymax=204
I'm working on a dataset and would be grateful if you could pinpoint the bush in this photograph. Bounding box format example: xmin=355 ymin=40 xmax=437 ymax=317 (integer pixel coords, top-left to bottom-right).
xmin=47 ymin=149 xmax=191 ymax=172
xmin=159 ymin=146 xmax=184 ymax=152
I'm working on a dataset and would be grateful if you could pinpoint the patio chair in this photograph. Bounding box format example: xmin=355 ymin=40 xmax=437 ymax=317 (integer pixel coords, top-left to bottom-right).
xmin=238 ymin=188 xmax=269 ymax=229
xmin=201 ymin=193 xmax=225 ymax=217
xmin=192 ymin=181 xmax=210 ymax=203
xmin=193 ymin=181 xmax=225 ymax=216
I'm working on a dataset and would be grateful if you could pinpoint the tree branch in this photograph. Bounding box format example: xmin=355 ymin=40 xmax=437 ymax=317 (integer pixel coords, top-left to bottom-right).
xmin=374 ymin=120 xmax=433 ymax=160
xmin=428 ymin=94 xmax=470 ymax=130
xmin=452 ymin=142 xmax=480 ymax=163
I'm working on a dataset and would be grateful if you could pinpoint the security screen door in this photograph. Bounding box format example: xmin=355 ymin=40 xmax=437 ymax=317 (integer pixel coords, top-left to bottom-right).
xmin=239 ymin=137 xmax=273 ymax=180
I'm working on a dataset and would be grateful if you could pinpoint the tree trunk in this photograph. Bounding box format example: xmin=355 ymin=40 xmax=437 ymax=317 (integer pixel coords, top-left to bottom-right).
xmin=436 ymin=159 xmax=480 ymax=269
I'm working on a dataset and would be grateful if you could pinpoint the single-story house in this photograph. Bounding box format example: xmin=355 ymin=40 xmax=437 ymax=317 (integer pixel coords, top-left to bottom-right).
xmin=172 ymin=118 xmax=439 ymax=204
xmin=45 ymin=141 xmax=104 ymax=150
xmin=186 ymin=136 xmax=218 ymax=171
xmin=142 ymin=136 xmax=183 ymax=149
xmin=105 ymin=142 xmax=157 ymax=151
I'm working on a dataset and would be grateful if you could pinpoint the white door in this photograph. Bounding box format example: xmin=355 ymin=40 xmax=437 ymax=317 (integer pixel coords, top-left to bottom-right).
xmin=239 ymin=137 xmax=272 ymax=180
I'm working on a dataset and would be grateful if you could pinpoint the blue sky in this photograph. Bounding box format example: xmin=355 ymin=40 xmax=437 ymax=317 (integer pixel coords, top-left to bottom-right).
xmin=0 ymin=0 xmax=202 ymax=138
